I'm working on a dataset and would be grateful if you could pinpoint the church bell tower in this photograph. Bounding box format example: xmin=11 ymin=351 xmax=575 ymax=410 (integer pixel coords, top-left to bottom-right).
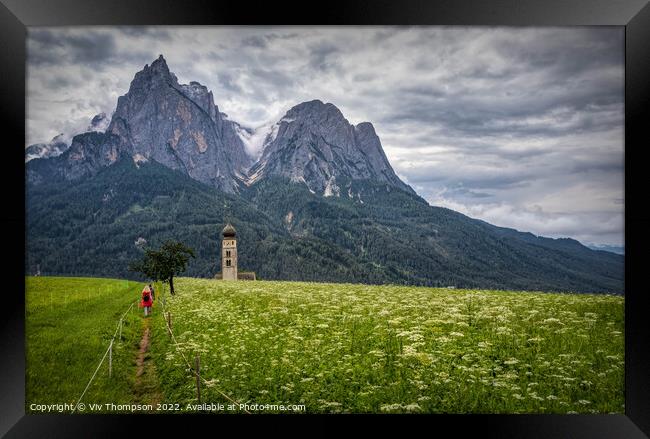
xmin=221 ymin=223 xmax=237 ymax=280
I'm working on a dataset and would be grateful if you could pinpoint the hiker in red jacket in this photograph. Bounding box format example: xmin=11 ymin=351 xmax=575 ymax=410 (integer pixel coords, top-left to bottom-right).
xmin=140 ymin=285 xmax=153 ymax=316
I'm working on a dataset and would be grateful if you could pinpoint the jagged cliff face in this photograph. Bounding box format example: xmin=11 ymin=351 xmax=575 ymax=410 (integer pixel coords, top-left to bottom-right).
xmin=27 ymin=55 xmax=412 ymax=196
xmin=26 ymin=131 xmax=121 ymax=185
xmin=106 ymin=55 xmax=251 ymax=192
xmin=246 ymin=100 xmax=413 ymax=195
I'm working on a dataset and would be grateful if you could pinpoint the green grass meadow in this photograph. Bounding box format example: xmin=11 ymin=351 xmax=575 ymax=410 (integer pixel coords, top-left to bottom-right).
xmin=26 ymin=277 xmax=144 ymax=412
xmin=26 ymin=276 xmax=624 ymax=414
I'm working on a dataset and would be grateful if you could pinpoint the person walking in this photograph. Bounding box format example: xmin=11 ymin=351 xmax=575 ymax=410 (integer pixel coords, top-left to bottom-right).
xmin=149 ymin=283 xmax=155 ymax=302
xmin=140 ymin=285 xmax=153 ymax=317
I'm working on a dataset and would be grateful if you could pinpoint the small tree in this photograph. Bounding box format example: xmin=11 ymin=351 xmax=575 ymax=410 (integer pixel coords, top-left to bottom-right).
xmin=129 ymin=240 xmax=195 ymax=295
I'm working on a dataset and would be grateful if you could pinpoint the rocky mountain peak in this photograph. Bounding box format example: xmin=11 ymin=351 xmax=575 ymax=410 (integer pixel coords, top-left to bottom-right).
xmin=87 ymin=112 xmax=109 ymax=132
xmin=246 ymin=100 xmax=414 ymax=196
xmin=148 ymin=54 xmax=172 ymax=75
xmin=129 ymin=54 xmax=178 ymax=94
xmin=102 ymin=55 xmax=251 ymax=192
xmin=280 ymin=100 xmax=352 ymax=139
xmin=286 ymin=99 xmax=345 ymax=121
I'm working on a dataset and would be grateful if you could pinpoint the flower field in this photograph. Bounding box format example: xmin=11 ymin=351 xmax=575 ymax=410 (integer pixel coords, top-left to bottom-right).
xmin=151 ymin=277 xmax=624 ymax=414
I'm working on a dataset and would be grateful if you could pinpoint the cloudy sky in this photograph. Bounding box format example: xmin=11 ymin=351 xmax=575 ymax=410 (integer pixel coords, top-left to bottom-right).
xmin=26 ymin=26 xmax=624 ymax=249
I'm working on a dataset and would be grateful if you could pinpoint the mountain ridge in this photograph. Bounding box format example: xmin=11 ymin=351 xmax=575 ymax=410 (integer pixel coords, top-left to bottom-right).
xmin=27 ymin=55 xmax=413 ymax=197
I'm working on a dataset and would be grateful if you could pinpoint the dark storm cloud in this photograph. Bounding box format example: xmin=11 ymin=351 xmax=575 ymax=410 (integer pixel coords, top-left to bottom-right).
xmin=355 ymin=27 xmax=625 ymax=150
xmin=217 ymin=71 xmax=243 ymax=93
xmin=569 ymin=157 xmax=624 ymax=175
xmin=241 ymin=32 xmax=301 ymax=49
xmin=376 ymin=90 xmax=622 ymax=141
xmin=29 ymin=29 xmax=118 ymax=65
xmin=28 ymin=28 xmax=157 ymax=73
xmin=249 ymin=67 xmax=295 ymax=89
xmin=352 ymin=72 xmax=377 ymax=82
xmin=26 ymin=26 xmax=624 ymax=247
xmin=437 ymin=186 xmax=495 ymax=199
xmin=308 ymin=42 xmax=340 ymax=71
xmin=117 ymin=27 xmax=173 ymax=41
xmin=493 ymin=27 xmax=624 ymax=77
xmin=242 ymin=35 xmax=267 ymax=48
xmin=404 ymin=166 xmax=533 ymax=190
xmin=44 ymin=74 xmax=76 ymax=89
xmin=372 ymin=27 xmax=406 ymax=42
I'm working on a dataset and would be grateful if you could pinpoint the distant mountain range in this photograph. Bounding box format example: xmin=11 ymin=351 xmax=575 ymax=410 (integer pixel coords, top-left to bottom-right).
xmin=586 ymin=244 xmax=624 ymax=255
xmin=25 ymin=55 xmax=624 ymax=294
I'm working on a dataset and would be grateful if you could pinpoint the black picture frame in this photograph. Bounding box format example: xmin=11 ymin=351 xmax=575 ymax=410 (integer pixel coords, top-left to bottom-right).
xmin=2 ymin=0 xmax=649 ymax=437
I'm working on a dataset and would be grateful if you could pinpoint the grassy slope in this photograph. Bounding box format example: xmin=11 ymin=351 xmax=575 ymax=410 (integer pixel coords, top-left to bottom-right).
xmin=151 ymin=277 xmax=624 ymax=414
xmin=25 ymin=277 xmax=145 ymax=412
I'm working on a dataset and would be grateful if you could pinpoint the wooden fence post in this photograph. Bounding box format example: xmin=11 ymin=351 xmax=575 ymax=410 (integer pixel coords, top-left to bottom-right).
xmin=195 ymin=355 xmax=201 ymax=404
xmin=109 ymin=340 xmax=113 ymax=378
xmin=165 ymin=312 xmax=173 ymax=337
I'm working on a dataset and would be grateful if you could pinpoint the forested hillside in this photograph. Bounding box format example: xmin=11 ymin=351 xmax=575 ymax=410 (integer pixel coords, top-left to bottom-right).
xmin=26 ymin=157 xmax=624 ymax=294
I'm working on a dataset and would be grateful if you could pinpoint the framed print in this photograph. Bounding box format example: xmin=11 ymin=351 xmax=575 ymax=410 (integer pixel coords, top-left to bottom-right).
xmin=2 ymin=0 xmax=649 ymax=437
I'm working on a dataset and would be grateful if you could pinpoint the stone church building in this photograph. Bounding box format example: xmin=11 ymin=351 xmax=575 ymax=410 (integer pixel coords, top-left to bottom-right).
xmin=216 ymin=223 xmax=256 ymax=281
xmin=221 ymin=223 xmax=238 ymax=280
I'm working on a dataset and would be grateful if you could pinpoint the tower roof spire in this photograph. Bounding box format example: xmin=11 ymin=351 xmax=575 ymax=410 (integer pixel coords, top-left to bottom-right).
xmin=222 ymin=223 xmax=236 ymax=237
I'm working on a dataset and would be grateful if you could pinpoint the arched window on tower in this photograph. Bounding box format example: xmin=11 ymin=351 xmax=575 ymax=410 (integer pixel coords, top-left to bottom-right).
xmin=226 ymin=250 xmax=231 ymax=258
xmin=226 ymin=259 xmax=231 ymax=267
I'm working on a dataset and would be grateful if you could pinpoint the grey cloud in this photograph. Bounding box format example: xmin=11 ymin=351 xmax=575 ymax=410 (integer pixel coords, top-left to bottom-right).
xmin=569 ymin=158 xmax=624 ymax=175
xmin=241 ymin=32 xmax=300 ymax=49
xmin=352 ymin=72 xmax=377 ymax=82
xmin=494 ymin=28 xmax=623 ymax=77
xmin=380 ymin=95 xmax=621 ymax=141
xmin=242 ymin=35 xmax=267 ymax=48
xmin=357 ymin=30 xmax=624 ymax=144
xmin=205 ymin=50 xmax=224 ymax=61
xmin=404 ymin=168 xmax=533 ymax=191
xmin=29 ymin=29 xmax=118 ymax=65
xmin=308 ymin=42 xmax=339 ymax=71
xmin=372 ymin=27 xmax=410 ymax=42
xmin=117 ymin=27 xmax=173 ymax=41
xmin=217 ymin=72 xmax=243 ymax=93
xmin=249 ymin=67 xmax=295 ymax=89
xmin=44 ymin=75 xmax=75 ymax=89
xmin=28 ymin=28 xmax=155 ymax=70
xmin=436 ymin=185 xmax=494 ymax=199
